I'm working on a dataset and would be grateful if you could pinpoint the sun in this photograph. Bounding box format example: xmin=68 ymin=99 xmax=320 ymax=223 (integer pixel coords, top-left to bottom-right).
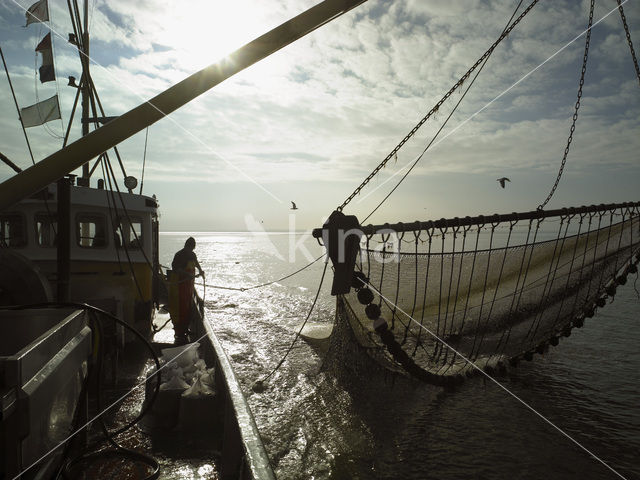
xmin=158 ymin=0 xmax=271 ymax=71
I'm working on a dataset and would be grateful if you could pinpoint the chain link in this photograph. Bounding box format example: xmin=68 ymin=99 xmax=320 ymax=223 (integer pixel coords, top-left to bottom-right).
xmin=617 ymin=0 xmax=640 ymax=85
xmin=337 ymin=0 xmax=540 ymax=212
xmin=537 ymin=0 xmax=594 ymax=211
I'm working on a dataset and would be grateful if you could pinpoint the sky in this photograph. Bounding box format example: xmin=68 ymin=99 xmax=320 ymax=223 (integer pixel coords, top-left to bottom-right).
xmin=0 ymin=0 xmax=638 ymax=232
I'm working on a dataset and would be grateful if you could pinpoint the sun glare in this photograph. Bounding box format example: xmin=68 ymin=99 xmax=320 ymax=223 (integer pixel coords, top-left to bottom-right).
xmin=159 ymin=0 xmax=268 ymax=71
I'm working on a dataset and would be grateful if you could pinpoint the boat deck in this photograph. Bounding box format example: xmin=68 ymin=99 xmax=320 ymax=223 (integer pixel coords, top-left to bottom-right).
xmin=75 ymin=311 xmax=223 ymax=479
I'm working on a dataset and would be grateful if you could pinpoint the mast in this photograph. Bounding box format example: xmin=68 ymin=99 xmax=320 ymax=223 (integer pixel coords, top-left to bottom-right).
xmin=81 ymin=0 xmax=90 ymax=180
xmin=69 ymin=0 xmax=92 ymax=182
xmin=0 ymin=0 xmax=367 ymax=211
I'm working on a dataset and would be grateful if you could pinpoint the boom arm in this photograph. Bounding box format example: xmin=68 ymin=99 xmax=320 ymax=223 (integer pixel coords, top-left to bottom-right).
xmin=0 ymin=0 xmax=366 ymax=210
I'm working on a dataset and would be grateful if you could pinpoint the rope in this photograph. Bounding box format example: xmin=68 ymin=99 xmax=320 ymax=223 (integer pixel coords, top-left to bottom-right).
xmin=410 ymin=229 xmax=429 ymax=349
xmin=437 ymin=227 xmax=456 ymax=364
xmin=85 ymin=74 xmax=129 ymax=180
xmin=550 ymin=212 xmax=581 ymax=329
xmin=584 ymin=212 xmax=606 ymax=310
xmin=337 ymin=0 xmax=539 ymax=214
xmin=567 ymin=213 xmax=594 ymax=318
xmin=103 ymin=156 xmax=144 ymax=300
xmin=100 ymin=158 xmax=124 ymax=273
xmin=537 ymin=0 xmax=594 ymax=210
xmin=152 ymin=314 xmax=173 ymax=333
xmin=468 ymin=222 xmax=496 ymax=362
xmin=139 ymin=127 xmax=149 ymax=194
xmin=103 ymin=151 xmax=153 ymax=269
xmin=0 ymin=45 xmax=36 ymax=165
xmin=458 ymin=223 xmax=483 ymax=343
xmin=253 ymin=261 xmax=328 ymax=388
xmin=440 ymin=224 xmax=470 ymax=373
xmin=387 ymin=233 xmax=402 ymax=331
xmin=67 ymin=0 xmax=130 ymax=183
xmin=432 ymin=228 xmax=446 ymax=360
xmin=196 ymin=253 xmax=326 ymax=292
xmin=468 ymin=221 xmax=500 ymax=361
xmin=62 ymin=77 xmax=82 ymax=148
xmin=524 ymin=215 xmax=568 ymax=343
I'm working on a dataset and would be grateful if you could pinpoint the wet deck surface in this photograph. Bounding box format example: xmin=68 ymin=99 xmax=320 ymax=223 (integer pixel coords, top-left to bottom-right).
xmin=70 ymin=311 xmax=221 ymax=479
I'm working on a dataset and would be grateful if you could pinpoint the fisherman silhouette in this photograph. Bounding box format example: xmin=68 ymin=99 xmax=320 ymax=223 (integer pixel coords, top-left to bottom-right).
xmin=291 ymin=201 xmax=298 ymax=210
xmin=171 ymin=237 xmax=204 ymax=344
xmin=497 ymin=177 xmax=510 ymax=188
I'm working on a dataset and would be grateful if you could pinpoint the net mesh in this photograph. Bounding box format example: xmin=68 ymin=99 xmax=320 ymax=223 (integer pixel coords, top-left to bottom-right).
xmin=337 ymin=204 xmax=640 ymax=383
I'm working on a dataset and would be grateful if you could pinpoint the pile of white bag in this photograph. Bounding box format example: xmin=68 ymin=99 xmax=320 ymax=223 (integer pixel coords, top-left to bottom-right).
xmin=159 ymin=342 xmax=216 ymax=398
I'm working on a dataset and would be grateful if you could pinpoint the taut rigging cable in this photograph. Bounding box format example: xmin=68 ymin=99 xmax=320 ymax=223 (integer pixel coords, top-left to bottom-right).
xmin=336 ymin=0 xmax=540 ymax=214
xmin=191 ymin=253 xmax=326 ymax=292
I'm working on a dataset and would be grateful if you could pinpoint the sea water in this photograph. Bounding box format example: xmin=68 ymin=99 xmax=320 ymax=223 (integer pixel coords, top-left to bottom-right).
xmin=160 ymin=232 xmax=639 ymax=480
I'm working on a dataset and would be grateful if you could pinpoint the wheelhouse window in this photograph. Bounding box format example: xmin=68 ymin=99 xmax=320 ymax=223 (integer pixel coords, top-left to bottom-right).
xmin=116 ymin=217 xmax=143 ymax=250
xmin=0 ymin=214 xmax=26 ymax=247
xmin=76 ymin=214 xmax=107 ymax=248
xmin=35 ymin=213 xmax=57 ymax=247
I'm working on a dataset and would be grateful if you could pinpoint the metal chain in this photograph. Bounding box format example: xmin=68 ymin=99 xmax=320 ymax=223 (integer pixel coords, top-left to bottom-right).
xmin=537 ymin=0 xmax=594 ymax=211
xmin=617 ymin=0 xmax=640 ymax=85
xmin=337 ymin=0 xmax=540 ymax=212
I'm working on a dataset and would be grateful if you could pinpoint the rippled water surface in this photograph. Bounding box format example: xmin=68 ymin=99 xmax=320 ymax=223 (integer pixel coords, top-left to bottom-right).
xmin=161 ymin=232 xmax=639 ymax=480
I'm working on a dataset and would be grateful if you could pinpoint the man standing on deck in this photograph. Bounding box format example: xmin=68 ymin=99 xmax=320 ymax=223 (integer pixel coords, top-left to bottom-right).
xmin=171 ymin=237 xmax=204 ymax=343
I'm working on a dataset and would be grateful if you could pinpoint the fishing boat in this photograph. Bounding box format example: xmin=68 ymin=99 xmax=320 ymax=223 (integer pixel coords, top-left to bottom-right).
xmin=0 ymin=0 xmax=370 ymax=478
xmin=0 ymin=0 xmax=638 ymax=477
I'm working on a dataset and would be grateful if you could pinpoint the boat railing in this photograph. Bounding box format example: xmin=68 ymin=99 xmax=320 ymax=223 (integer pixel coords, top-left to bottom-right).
xmin=191 ymin=301 xmax=276 ymax=480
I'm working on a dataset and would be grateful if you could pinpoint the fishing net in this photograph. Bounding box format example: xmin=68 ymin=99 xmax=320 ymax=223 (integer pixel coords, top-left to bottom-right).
xmin=330 ymin=203 xmax=640 ymax=385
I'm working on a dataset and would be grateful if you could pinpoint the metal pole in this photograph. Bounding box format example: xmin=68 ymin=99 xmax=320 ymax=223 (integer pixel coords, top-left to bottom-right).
xmin=139 ymin=127 xmax=149 ymax=194
xmin=57 ymin=177 xmax=71 ymax=302
xmin=0 ymin=151 xmax=22 ymax=173
xmin=81 ymin=0 xmax=90 ymax=180
xmin=85 ymin=74 xmax=128 ymax=179
xmin=311 ymin=201 xmax=640 ymax=238
xmin=63 ymin=77 xmax=82 ymax=147
xmin=0 ymin=0 xmax=367 ymax=210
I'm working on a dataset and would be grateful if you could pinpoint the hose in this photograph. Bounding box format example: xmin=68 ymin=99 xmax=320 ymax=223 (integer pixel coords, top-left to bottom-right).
xmin=1 ymin=302 xmax=161 ymax=479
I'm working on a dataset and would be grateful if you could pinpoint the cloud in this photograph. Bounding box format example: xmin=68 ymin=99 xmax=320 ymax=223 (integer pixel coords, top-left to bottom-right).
xmin=1 ymin=0 xmax=638 ymax=229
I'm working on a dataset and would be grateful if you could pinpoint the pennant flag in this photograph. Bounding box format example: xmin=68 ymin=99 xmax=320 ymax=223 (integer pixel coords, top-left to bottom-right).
xmin=25 ymin=0 xmax=49 ymax=26
xmin=20 ymin=95 xmax=61 ymax=127
xmin=35 ymin=32 xmax=55 ymax=83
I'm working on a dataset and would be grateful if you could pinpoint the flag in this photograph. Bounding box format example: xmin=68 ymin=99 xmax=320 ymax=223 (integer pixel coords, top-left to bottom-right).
xmin=36 ymin=32 xmax=55 ymax=83
xmin=20 ymin=95 xmax=61 ymax=127
xmin=25 ymin=0 xmax=49 ymax=26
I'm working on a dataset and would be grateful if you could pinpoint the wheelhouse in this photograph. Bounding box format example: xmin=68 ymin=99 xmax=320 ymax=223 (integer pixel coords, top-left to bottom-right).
xmin=1 ymin=179 xmax=160 ymax=339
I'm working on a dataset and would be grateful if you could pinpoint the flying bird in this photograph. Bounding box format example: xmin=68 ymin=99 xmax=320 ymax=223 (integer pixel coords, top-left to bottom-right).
xmin=291 ymin=201 xmax=298 ymax=210
xmin=497 ymin=177 xmax=510 ymax=188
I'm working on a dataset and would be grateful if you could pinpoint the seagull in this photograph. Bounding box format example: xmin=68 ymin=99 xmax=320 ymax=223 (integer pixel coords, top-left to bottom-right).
xmin=291 ymin=201 xmax=298 ymax=210
xmin=497 ymin=177 xmax=510 ymax=188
